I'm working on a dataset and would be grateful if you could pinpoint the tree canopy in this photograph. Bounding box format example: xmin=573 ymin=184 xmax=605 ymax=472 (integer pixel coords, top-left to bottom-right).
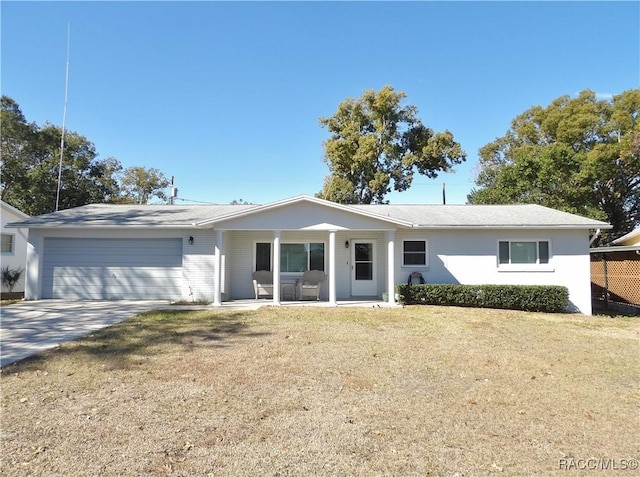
xmin=318 ymin=86 xmax=466 ymax=204
xmin=119 ymin=166 xmax=169 ymax=205
xmin=1 ymin=96 xmax=171 ymax=215
xmin=468 ymin=89 xmax=640 ymax=241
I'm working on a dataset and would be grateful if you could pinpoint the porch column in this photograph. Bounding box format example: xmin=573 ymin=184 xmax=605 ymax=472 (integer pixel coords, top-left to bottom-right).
xmin=213 ymin=229 xmax=223 ymax=306
xmin=273 ymin=230 xmax=281 ymax=305
xmin=328 ymin=230 xmax=337 ymax=306
xmin=387 ymin=230 xmax=396 ymax=305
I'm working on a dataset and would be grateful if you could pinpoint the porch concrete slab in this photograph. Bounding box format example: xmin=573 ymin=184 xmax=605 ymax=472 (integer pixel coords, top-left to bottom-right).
xmin=0 ymin=300 xmax=166 ymax=367
xmin=203 ymin=299 xmax=395 ymax=309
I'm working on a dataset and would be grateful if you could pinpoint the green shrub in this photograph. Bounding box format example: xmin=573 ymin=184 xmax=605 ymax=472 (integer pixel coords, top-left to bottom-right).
xmin=396 ymin=283 xmax=569 ymax=313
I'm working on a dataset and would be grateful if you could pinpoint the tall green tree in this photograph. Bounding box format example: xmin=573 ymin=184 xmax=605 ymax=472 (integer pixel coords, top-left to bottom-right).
xmin=1 ymin=95 xmax=172 ymax=214
xmin=318 ymin=86 xmax=466 ymax=204
xmin=119 ymin=166 xmax=169 ymax=204
xmin=0 ymin=96 xmax=37 ymax=203
xmin=1 ymin=96 xmax=124 ymax=215
xmin=469 ymin=89 xmax=640 ymax=240
xmin=28 ymin=125 xmax=123 ymax=213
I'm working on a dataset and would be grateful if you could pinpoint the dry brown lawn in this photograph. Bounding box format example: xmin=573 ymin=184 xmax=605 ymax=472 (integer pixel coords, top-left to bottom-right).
xmin=1 ymin=306 xmax=638 ymax=476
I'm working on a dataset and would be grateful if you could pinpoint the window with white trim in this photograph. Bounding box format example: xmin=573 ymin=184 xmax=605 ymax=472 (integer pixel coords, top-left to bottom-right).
xmin=1 ymin=234 xmax=14 ymax=254
xmin=281 ymin=242 xmax=324 ymax=272
xmin=255 ymin=242 xmax=271 ymax=271
xmin=403 ymin=240 xmax=428 ymax=266
xmin=498 ymin=240 xmax=550 ymax=265
xmin=255 ymin=242 xmax=325 ymax=272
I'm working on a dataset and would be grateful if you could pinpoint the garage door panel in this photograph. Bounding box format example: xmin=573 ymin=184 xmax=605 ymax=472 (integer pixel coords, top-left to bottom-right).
xmin=43 ymin=270 xmax=182 ymax=287
xmin=43 ymin=238 xmax=183 ymax=300
xmin=42 ymin=255 xmax=182 ymax=267
xmin=44 ymin=266 xmax=183 ymax=279
xmin=46 ymin=286 xmax=175 ymax=301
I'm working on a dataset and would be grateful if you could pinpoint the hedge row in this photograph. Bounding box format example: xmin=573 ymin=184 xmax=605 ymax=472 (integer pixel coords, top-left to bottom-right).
xmin=396 ymin=283 xmax=569 ymax=313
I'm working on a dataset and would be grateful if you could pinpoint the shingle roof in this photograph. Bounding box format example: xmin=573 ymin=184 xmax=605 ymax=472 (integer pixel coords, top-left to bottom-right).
xmin=7 ymin=197 xmax=610 ymax=229
xmin=351 ymin=204 xmax=610 ymax=228
xmin=6 ymin=203 xmax=254 ymax=228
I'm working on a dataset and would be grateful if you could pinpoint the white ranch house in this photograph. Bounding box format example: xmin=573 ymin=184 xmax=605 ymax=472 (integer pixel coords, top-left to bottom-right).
xmin=8 ymin=195 xmax=609 ymax=314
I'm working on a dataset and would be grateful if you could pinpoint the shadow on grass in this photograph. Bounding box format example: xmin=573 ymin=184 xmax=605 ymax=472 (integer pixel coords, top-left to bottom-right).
xmin=5 ymin=309 xmax=272 ymax=371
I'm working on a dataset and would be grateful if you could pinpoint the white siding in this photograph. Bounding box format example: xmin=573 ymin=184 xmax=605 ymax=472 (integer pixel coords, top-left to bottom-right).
xmin=334 ymin=232 xmax=352 ymax=299
xmin=1 ymin=204 xmax=29 ymax=292
xmin=182 ymin=231 xmax=216 ymax=302
xmin=226 ymin=230 xmax=267 ymax=299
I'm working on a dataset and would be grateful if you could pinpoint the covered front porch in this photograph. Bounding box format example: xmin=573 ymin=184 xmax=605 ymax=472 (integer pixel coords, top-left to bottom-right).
xmin=208 ymin=229 xmax=401 ymax=307
xmin=187 ymin=196 xmax=415 ymax=307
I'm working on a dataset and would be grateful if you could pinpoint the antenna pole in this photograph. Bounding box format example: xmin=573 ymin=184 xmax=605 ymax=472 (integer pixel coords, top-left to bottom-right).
xmin=55 ymin=22 xmax=71 ymax=211
xmin=442 ymin=182 xmax=446 ymax=205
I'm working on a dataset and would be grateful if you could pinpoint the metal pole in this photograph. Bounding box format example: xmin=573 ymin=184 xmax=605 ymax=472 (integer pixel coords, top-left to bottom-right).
xmin=602 ymin=253 xmax=609 ymax=310
xmin=55 ymin=23 xmax=71 ymax=211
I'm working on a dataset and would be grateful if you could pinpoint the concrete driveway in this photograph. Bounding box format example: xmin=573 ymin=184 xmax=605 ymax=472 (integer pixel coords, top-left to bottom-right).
xmin=0 ymin=300 xmax=167 ymax=367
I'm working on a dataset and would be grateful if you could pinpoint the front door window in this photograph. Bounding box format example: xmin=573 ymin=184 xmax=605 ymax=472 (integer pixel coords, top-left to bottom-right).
xmin=354 ymin=243 xmax=373 ymax=280
xmin=351 ymin=240 xmax=377 ymax=296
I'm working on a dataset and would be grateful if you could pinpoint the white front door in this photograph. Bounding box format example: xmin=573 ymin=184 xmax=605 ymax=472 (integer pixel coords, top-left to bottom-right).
xmin=351 ymin=240 xmax=377 ymax=296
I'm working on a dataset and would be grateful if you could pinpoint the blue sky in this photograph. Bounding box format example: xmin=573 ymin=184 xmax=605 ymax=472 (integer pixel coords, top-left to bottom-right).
xmin=2 ymin=1 xmax=638 ymax=205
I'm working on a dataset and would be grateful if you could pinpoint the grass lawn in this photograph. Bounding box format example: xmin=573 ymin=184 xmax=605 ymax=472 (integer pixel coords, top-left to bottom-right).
xmin=1 ymin=306 xmax=638 ymax=476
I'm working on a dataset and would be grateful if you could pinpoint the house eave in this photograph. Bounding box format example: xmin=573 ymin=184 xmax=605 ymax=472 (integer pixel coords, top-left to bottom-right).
xmin=590 ymin=245 xmax=640 ymax=253
xmin=5 ymin=223 xmax=201 ymax=229
xmin=413 ymin=224 xmax=611 ymax=230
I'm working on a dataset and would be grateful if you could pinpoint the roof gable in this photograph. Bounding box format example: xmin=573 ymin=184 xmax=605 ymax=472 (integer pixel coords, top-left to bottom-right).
xmin=196 ymin=195 xmax=413 ymax=230
xmin=1 ymin=200 xmax=29 ymax=220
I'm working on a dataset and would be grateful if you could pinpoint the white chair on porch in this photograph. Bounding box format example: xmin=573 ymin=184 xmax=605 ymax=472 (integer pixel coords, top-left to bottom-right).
xmin=252 ymin=270 xmax=274 ymax=299
xmin=297 ymin=270 xmax=326 ymax=300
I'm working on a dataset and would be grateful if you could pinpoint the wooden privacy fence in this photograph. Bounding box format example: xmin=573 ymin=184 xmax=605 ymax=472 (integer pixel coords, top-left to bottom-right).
xmin=591 ymin=251 xmax=640 ymax=306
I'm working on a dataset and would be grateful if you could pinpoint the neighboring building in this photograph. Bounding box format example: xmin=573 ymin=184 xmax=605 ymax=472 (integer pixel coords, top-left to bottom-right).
xmin=7 ymin=195 xmax=609 ymax=314
xmin=610 ymin=228 xmax=640 ymax=247
xmin=1 ymin=200 xmax=29 ymax=293
xmin=590 ymin=227 xmax=640 ymax=311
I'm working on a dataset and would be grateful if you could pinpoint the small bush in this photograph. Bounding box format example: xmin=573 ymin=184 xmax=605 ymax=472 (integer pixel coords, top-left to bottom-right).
xmin=1 ymin=266 xmax=24 ymax=293
xmin=396 ymin=283 xmax=569 ymax=313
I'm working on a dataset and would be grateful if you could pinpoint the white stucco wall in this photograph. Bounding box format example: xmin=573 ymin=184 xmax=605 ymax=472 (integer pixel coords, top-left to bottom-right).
xmin=393 ymin=228 xmax=592 ymax=314
xmin=1 ymin=204 xmax=29 ymax=292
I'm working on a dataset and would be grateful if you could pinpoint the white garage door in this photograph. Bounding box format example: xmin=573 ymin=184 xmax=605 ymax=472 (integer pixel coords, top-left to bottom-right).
xmin=43 ymin=238 xmax=183 ymax=300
